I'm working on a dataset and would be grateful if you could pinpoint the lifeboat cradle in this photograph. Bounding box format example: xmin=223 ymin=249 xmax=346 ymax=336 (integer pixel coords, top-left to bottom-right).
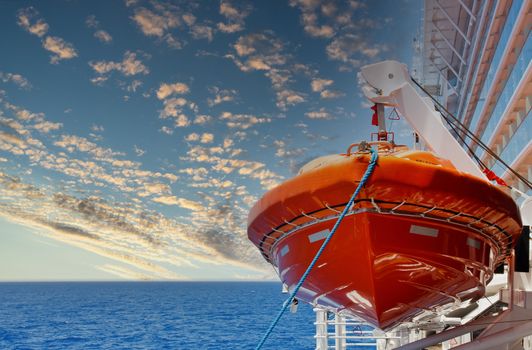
xmin=251 ymin=61 xmax=532 ymax=350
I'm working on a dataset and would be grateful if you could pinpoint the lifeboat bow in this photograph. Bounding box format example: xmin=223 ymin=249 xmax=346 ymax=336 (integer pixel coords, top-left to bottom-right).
xmin=247 ymin=141 xmax=522 ymax=330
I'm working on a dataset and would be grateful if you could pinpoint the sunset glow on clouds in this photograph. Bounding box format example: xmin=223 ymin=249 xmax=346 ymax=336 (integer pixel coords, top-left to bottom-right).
xmin=0 ymin=0 xmax=419 ymax=281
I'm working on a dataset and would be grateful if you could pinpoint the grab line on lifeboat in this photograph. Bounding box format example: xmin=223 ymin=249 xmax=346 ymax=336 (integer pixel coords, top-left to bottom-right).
xmin=259 ymin=198 xmax=514 ymax=266
xmin=325 ymin=203 xmax=342 ymax=214
xmin=269 ymin=208 xmax=510 ymax=266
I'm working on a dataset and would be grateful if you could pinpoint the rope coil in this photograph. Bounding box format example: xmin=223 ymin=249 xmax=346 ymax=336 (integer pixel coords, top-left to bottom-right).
xmin=255 ymin=148 xmax=379 ymax=350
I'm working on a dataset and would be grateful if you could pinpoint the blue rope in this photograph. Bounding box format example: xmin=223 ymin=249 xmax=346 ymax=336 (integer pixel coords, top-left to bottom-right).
xmin=255 ymin=148 xmax=379 ymax=350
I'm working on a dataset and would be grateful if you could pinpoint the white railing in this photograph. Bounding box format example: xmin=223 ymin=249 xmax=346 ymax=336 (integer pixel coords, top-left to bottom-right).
xmin=314 ymin=308 xmax=403 ymax=350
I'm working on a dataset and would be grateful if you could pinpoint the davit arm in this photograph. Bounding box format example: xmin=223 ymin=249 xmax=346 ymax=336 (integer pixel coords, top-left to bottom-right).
xmin=359 ymin=60 xmax=486 ymax=180
xmin=359 ymin=60 xmax=531 ymax=226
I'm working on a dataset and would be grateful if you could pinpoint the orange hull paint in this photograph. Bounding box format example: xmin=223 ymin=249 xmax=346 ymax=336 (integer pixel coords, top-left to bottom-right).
xmin=248 ymin=149 xmax=522 ymax=330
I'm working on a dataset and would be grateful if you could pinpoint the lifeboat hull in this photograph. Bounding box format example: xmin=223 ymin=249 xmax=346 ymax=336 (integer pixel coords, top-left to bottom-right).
xmin=248 ymin=149 xmax=522 ymax=330
xmin=273 ymin=211 xmax=493 ymax=329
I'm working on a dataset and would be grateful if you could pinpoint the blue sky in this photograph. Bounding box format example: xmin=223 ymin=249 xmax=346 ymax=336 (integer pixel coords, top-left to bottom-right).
xmin=0 ymin=0 xmax=421 ymax=281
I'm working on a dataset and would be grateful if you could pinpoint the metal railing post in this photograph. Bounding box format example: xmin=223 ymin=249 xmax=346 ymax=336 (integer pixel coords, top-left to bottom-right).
xmin=315 ymin=308 xmax=328 ymax=350
xmin=335 ymin=313 xmax=346 ymax=350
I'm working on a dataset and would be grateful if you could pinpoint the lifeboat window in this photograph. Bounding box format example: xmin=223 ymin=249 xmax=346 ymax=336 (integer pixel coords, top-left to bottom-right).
xmin=308 ymin=229 xmax=330 ymax=243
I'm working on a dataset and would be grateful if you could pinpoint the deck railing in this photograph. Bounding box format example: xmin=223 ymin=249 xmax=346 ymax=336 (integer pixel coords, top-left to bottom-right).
xmin=314 ymin=308 xmax=402 ymax=350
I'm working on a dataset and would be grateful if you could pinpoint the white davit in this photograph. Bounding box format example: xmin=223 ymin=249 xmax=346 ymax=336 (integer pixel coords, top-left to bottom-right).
xmin=360 ymin=60 xmax=487 ymax=181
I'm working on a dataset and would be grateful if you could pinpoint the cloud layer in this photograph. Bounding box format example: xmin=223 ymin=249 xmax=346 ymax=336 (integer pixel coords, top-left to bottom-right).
xmin=17 ymin=7 xmax=78 ymax=64
xmin=1 ymin=1 xmax=416 ymax=281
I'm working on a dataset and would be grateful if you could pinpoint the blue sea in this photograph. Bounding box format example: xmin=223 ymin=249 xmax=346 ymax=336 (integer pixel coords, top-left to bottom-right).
xmin=0 ymin=282 xmax=321 ymax=349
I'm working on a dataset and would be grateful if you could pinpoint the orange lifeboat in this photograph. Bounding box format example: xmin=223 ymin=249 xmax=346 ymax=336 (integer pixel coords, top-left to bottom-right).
xmin=247 ymin=141 xmax=522 ymax=330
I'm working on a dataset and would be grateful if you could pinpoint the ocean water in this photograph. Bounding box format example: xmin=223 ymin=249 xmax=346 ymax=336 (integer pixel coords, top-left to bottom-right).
xmin=0 ymin=282 xmax=320 ymax=349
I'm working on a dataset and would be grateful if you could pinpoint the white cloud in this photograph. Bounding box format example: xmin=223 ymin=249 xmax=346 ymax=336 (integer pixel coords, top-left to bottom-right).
xmin=190 ymin=25 xmax=214 ymax=42
xmin=301 ymin=13 xmax=335 ymax=38
xmin=305 ymin=108 xmax=334 ymax=120
xmin=17 ymin=7 xmax=49 ymax=37
xmin=42 ymin=36 xmax=78 ymax=64
xmin=311 ymin=78 xmax=333 ymax=92
xmin=194 ymin=115 xmax=212 ymax=125
xmin=133 ymin=145 xmax=145 ymax=156
xmin=220 ymin=1 xmax=248 ymax=21
xmin=326 ymin=34 xmax=386 ymax=67
xmin=207 ymin=86 xmax=237 ymax=107
xmin=289 ymin=0 xmax=336 ymax=38
xmin=160 ymin=126 xmax=173 ymax=135
xmin=275 ymin=90 xmax=306 ymax=110
xmin=200 ymin=133 xmax=214 ymax=144
xmin=0 ymin=72 xmax=32 ymax=90
xmin=17 ymin=7 xmax=77 ymax=64
xmin=182 ymin=14 xmax=196 ymax=26
xmin=33 ymin=121 xmax=63 ymax=133
xmin=164 ymin=34 xmax=183 ymax=49
xmin=90 ymin=76 xmax=108 ymax=85
xmin=91 ymin=124 xmax=104 ymax=132
xmin=228 ymin=33 xmax=308 ymax=111
xmin=184 ymin=133 xmax=213 ymax=144
xmin=327 ymin=34 xmax=361 ymax=62
xmin=53 ymin=134 xmax=122 ymax=160
xmin=231 ymin=32 xmax=287 ymax=73
xmin=320 ymin=89 xmax=345 ymax=99
xmin=218 ymin=22 xmax=243 ymax=33
xmin=88 ymin=21 xmax=113 ymax=50
xmin=175 ymin=114 xmax=190 ymax=127
xmin=0 ymin=96 xmax=270 ymax=277
xmin=159 ymin=98 xmax=189 ymax=122
xmin=152 ymin=196 xmax=202 ymax=211
xmin=362 ymin=47 xmax=380 ymax=57
xmin=139 ymin=182 xmax=171 ymax=197
xmin=185 ymin=133 xmax=199 ymax=142
xmin=94 ymin=30 xmax=113 ymax=43
xmin=321 ymin=2 xmax=337 ymax=16
xmin=349 ymin=1 xmax=365 ymax=10
xmin=129 ymin=3 xmax=219 ymax=49
xmin=0 ymin=176 xmax=197 ymax=279
xmin=89 ymin=51 xmax=149 ymax=81
xmin=156 ymin=82 xmax=194 ymax=130
xmin=272 ymin=140 xmax=307 ymax=161
xmin=234 ymin=33 xmax=283 ymax=58
xmin=125 ymin=0 xmax=139 ymax=7
xmin=220 ymin=112 xmax=272 ymax=129
xmin=310 ymin=78 xmax=344 ymax=99
xmin=86 ymin=15 xmax=99 ymax=28
xmin=126 ymin=80 xmax=142 ymax=93
xmin=289 ymin=0 xmax=385 ymax=73
xmin=218 ymin=1 xmax=252 ymax=33
xmin=247 ymin=57 xmax=271 ymax=70
xmin=156 ymin=82 xmax=190 ymax=100
xmin=131 ymin=6 xmax=180 ymax=37
xmin=265 ymin=69 xmax=290 ymax=90
xmin=0 ymin=131 xmax=26 ymax=148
